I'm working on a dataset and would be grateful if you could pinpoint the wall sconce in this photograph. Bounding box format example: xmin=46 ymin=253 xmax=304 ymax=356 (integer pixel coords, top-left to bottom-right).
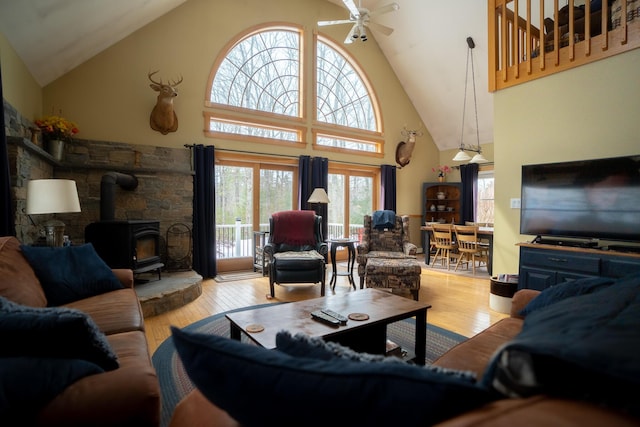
xmin=452 ymin=37 xmax=488 ymax=164
xmin=26 ymin=179 xmax=81 ymax=246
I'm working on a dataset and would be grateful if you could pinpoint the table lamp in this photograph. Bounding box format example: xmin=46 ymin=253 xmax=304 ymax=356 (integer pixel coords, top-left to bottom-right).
xmin=26 ymin=179 xmax=81 ymax=247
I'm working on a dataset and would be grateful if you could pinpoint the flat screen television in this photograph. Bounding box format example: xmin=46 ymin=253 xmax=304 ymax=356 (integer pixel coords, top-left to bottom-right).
xmin=520 ymin=155 xmax=640 ymax=244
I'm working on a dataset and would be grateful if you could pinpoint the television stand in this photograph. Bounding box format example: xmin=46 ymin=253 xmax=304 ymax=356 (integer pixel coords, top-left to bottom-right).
xmin=533 ymin=236 xmax=598 ymax=248
xmin=518 ymin=243 xmax=640 ymax=291
xmin=605 ymin=244 xmax=640 ymax=254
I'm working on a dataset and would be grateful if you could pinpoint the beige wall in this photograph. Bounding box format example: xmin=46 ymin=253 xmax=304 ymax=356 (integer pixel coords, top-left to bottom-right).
xmin=0 ymin=32 xmax=42 ymax=123
xmin=493 ymin=48 xmax=640 ymax=274
xmin=36 ymin=0 xmax=438 ymax=220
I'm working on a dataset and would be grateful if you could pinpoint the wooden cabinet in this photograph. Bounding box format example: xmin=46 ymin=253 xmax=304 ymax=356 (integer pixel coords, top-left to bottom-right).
xmin=422 ymin=182 xmax=462 ymax=225
xmin=518 ymin=243 xmax=640 ymax=291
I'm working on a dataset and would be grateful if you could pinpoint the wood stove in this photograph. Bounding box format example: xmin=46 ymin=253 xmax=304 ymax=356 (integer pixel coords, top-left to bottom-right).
xmin=84 ymin=172 xmax=164 ymax=280
xmin=85 ymin=220 xmax=164 ymax=278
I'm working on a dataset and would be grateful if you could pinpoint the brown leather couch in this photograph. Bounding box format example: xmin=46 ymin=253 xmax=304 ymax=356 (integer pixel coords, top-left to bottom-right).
xmin=167 ymin=289 xmax=638 ymax=427
xmin=0 ymin=236 xmax=160 ymax=426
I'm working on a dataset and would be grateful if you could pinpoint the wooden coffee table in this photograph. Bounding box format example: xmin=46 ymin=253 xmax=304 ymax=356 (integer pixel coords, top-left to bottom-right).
xmin=226 ymin=288 xmax=432 ymax=365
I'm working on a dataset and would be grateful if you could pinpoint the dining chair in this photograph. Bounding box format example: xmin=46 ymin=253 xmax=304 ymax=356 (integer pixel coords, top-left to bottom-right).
xmin=453 ymin=225 xmax=488 ymax=274
xmin=430 ymin=223 xmax=457 ymax=270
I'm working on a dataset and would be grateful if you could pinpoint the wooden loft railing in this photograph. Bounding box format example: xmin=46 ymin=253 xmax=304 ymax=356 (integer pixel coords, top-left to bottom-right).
xmin=489 ymin=0 xmax=640 ymax=92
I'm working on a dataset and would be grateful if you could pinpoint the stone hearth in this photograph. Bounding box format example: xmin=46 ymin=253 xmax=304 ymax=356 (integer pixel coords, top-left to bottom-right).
xmin=134 ymin=270 xmax=203 ymax=317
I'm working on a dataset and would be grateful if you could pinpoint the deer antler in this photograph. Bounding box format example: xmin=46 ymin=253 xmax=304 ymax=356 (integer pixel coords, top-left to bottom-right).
xmin=170 ymin=76 xmax=184 ymax=87
xmin=148 ymin=70 xmax=162 ymax=85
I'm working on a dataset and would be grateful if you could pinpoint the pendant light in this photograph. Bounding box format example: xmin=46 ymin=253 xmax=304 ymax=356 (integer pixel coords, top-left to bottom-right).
xmin=452 ymin=37 xmax=487 ymax=164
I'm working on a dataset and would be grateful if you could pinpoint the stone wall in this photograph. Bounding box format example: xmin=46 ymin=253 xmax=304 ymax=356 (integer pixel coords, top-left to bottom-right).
xmin=5 ymin=100 xmax=195 ymax=270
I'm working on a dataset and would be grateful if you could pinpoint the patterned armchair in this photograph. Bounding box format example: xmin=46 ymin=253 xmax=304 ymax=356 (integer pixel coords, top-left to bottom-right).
xmin=356 ymin=213 xmax=418 ymax=288
xmin=263 ymin=210 xmax=328 ymax=298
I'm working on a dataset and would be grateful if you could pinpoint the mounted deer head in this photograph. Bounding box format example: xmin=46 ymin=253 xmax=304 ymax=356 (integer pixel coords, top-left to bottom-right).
xmin=395 ymin=126 xmax=423 ymax=168
xmin=148 ymin=71 xmax=183 ymax=135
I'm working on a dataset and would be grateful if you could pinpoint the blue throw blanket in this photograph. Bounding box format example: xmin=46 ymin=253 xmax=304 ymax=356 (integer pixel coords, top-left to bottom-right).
xmin=482 ymin=274 xmax=640 ymax=415
xmin=372 ymin=210 xmax=396 ymax=230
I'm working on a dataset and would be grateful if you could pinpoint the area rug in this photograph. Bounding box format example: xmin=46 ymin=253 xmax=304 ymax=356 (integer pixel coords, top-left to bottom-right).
xmin=152 ymin=303 xmax=467 ymax=427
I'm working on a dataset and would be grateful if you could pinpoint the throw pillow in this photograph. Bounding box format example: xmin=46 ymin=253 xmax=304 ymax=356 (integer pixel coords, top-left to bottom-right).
xmin=0 ymin=357 xmax=103 ymax=422
xmin=19 ymin=243 xmax=123 ymax=306
xmin=0 ymin=296 xmax=119 ymax=371
xmin=483 ymin=274 xmax=640 ymax=415
xmin=275 ymin=330 xmax=478 ymax=381
xmin=172 ymin=327 xmax=494 ymax=427
xmin=519 ymin=276 xmax=614 ymax=317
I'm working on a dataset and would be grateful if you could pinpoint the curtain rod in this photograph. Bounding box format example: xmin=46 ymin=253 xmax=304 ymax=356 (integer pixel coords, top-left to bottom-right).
xmin=183 ymin=144 xmax=397 ymax=168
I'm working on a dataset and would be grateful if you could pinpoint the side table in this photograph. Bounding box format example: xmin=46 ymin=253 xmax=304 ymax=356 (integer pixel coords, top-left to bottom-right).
xmin=328 ymin=239 xmax=358 ymax=290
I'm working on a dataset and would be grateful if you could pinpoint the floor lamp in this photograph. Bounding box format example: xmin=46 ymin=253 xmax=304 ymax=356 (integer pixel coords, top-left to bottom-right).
xmin=307 ymin=188 xmax=330 ymax=240
xmin=26 ymin=179 xmax=81 ymax=247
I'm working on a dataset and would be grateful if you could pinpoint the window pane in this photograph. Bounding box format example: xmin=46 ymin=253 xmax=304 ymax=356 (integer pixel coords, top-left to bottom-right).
xmin=477 ymin=171 xmax=495 ymax=225
xmin=327 ymin=173 xmax=372 ymax=241
xmin=209 ymin=118 xmax=299 ymax=141
xmin=316 ymin=41 xmax=376 ymax=131
xmin=316 ymin=135 xmax=378 ymax=152
xmin=349 ymin=175 xmax=372 ymax=240
xmin=327 ymin=174 xmax=345 ymax=240
xmin=215 ymin=165 xmax=253 ymax=258
xmin=211 ymin=30 xmax=300 ymax=116
xmin=260 ymin=169 xmax=293 ymax=227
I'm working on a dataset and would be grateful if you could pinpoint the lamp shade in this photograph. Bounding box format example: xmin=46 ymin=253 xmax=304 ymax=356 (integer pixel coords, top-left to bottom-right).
xmin=452 ymin=150 xmax=472 ymax=162
xmin=26 ymin=179 xmax=81 ymax=214
xmin=469 ymin=153 xmax=488 ymax=164
xmin=307 ymin=188 xmax=330 ymax=204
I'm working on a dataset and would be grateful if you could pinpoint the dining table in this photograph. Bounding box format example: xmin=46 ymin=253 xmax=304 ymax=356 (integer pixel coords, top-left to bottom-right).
xmin=420 ymin=224 xmax=494 ymax=275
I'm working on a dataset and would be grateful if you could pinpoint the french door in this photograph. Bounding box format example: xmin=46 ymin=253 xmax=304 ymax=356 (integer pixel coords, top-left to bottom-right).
xmin=327 ymin=166 xmax=378 ymax=260
xmin=215 ymin=154 xmax=297 ymax=272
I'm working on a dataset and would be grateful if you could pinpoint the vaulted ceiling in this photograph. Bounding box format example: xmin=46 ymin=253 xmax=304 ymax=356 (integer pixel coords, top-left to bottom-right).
xmin=0 ymin=0 xmax=493 ymax=152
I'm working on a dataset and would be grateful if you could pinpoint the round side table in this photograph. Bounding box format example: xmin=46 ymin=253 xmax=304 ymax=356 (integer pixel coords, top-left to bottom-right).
xmin=328 ymin=239 xmax=358 ymax=290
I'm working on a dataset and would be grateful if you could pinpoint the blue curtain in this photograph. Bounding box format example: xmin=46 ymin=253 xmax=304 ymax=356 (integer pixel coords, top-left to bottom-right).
xmin=298 ymin=155 xmax=312 ymax=210
xmin=381 ymin=165 xmax=397 ymax=212
xmin=311 ymin=157 xmax=329 ymax=241
xmin=192 ymin=145 xmax=216 ymax=278
xmin=0 ymin=63 xmax=15 ymax=237
xmin=460 ymin=163 xmax=479 ymax=224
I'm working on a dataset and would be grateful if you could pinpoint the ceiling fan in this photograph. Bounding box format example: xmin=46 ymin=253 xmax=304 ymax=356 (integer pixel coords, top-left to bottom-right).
xmin=318 ymin=0 xmax=399 ymax=44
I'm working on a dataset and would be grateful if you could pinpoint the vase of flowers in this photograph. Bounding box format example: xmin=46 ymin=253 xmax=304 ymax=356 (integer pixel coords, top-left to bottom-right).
xmin=35 ymin=115 xmax=79 ymax=161
xmin=433 ymin=165 xmax=451 ymax=182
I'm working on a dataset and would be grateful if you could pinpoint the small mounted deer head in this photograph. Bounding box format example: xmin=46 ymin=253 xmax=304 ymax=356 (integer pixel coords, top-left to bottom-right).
xmin=395 ymin=126 xmax=423 ymax=168
xmin=148 ymin=71 xmax=183 ymax=135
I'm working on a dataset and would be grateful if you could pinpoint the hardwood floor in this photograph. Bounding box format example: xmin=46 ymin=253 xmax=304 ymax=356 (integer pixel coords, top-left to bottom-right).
xmin=143 ymin=255 xmax=510 ymax=354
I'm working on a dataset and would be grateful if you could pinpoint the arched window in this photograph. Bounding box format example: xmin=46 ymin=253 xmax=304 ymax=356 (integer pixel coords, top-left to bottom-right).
xmin=204 ymin=25 xmax=383 ymax=155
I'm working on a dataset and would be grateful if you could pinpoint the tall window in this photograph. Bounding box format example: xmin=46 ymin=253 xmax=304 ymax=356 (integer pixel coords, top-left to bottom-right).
xmin=206 ymin=25 xmax=384 ymax=266
xmin=214 ymin=155 xmax=297 ymax=263
xmin=204 ymin=25 xmax=383 ymax=155
xmin=477 ymin=169 xmax=495 ymax=225
xmin=327 ymin=167 xmax=377 ymax=242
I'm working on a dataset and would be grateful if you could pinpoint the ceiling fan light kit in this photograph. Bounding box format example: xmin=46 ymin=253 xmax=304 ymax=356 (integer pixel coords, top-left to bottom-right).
xmin=452 ymin=36 xmax=488 ymax=164
xmin=318 ymin=0 xmax=399 ymax=44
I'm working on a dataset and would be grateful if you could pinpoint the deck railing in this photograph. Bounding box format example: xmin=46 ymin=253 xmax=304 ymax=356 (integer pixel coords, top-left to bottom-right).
xmin=215 ymin=222 xmax=363 ymax=259
xmin=489 ymin=0 xmax=640 ymax=91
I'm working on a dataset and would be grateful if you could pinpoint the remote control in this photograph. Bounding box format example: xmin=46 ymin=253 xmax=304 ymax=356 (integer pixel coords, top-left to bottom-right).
xmin=321 ymin=309 xmax=348 ymax=324
xmin=311 ymin=310 xmax=340 ymax=326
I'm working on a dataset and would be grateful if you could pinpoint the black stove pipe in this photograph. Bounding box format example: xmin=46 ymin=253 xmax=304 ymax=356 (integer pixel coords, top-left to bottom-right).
xmin=100 ymin=172 xmax=138 ymax=221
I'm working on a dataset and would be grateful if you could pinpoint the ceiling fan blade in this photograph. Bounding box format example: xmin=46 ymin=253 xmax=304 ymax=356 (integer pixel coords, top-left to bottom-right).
xmin=318 ymin=19 xmax=353 ymax=26
xmin=367 ymin=21 xmax=394 ymax=36
xmin=341 ymin=0 xmax=361 ymax=18
xmin=369 ymin=2 xmax=399 ymax=18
